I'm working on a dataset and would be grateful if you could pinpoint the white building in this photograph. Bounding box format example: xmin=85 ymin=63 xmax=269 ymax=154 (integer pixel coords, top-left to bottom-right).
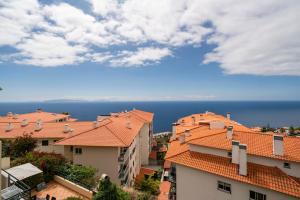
xmin=0 ymin=109 xmax=153 ymax=186
xmin=166 ymin=112 xmax=300 ymax=200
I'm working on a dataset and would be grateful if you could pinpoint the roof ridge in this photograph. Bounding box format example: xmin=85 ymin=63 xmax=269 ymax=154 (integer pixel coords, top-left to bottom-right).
xmin=103 ymin=125 xmax=127 ymax=146
xmin=276 ymin=167 xmax=300 ymax=188
xmin=165 ymin=149 xmax=189 ymax=160
xmin=187 ymin=130 xmax=227 ymax=143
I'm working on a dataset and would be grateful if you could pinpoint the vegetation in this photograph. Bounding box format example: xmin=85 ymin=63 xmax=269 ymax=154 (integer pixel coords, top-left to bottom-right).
xmin=93 ymin=176 xmax=130 ymax=200
xmin=12 ymin=151 xmax=66 ymax=182
xmin=59 ymin=164 xmax=97 ymax=187
xmin=1 ymin=139 xmax=12 ymax=157
xmin=63 ymin=197 xmax=82 ymax=200
xmin=10 ymin=134 xmax=37 ymax=158
xmin=139 ymin=176 xmax=160 ymax=195
xmin=261 ymin=124 xmax=275 ymax=132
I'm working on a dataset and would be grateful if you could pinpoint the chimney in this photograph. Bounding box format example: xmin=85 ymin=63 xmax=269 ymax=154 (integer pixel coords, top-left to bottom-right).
xmin=21 ymin=119 xmax=29 ymax=127
xmin=184 ymin=129 xmax=191 ymax=137
xmin=7 ymin=112 xmax=13 ymax=117
xmin=231 ymin=140 xmax=239 ymax=164
xmin=227 ymin=112 xmax=231 ymax=119
xmin=179 ymin=134 xmax=186 ymax=144
xmin=191 ymin=116 xmax=196 ymax=125
xmin=93 ymin=121 xmax=99 ymax=128
xmin=273 ymin=135 xmax=284 ymax=156
xmin=5 ymin=123 xmax=13 ymax=132
xmin=63 ymin=124 xmax=71 ymax=133
xmin=35 ymin=120 xmax=43 ymax=131
xmin=126 ymin=121 xmax=131 ymax=129
xmin=239 ymin=144 xmax=247 ymax=176
xmin=227 ymin=126 xmax=233 ymax=139
xmin=172 ymin=123 xmax=179 ymax=136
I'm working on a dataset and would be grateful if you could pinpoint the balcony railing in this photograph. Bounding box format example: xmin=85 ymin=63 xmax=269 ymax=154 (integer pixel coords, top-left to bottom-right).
xmin=118 ymin=148 xmax=129 ymax=163
xmin=118 ymin=163 xmax=129 ymax=180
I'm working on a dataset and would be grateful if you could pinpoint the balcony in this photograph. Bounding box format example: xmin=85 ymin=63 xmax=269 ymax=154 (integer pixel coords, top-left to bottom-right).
xmin=118 ymin=163 xmax=129 ymax=180
xmin=118 ymin=148 xmax=129 ymax=163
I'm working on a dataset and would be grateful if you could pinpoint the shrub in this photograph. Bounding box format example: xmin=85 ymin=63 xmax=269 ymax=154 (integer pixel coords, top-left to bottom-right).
xmin=11 ymin=151 xmax=66 ymax=182
xmin=59 ymin=164 xmax=97 ymax=188
xmin=93 ymin=176 xmax=130 ymax=200
xmin=140 ymin=176 xmax=160 ymax=195
xmin=10 ymin=134 xmax=37 ymax=158
xmin=64 ymin=197 xmax=82 ymax=200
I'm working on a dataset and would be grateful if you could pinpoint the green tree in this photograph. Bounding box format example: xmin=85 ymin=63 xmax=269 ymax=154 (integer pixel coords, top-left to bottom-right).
xmin=93 ymin=176 xmax=130 ymax=200
xmin=11 ymin=134 xmax=37 ymax=158
xmin=140 ymin=176 xmax=160 ymax=195
xmin=64 ymin=197 xmax=82 ymax=200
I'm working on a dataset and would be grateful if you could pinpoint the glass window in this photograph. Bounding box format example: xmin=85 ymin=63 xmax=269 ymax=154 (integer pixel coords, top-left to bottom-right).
xmin=250 ymin=190 xmax=266 ymax=200
xmin=217 ymin=181 xmax=231 ymax=194
xmin=284 ymin=162 xmax=291 ymax=169
xmin=75 ymin=148 xmax=82 ymax=154
xmin=42 ymin=140 xmax=48 ymax=146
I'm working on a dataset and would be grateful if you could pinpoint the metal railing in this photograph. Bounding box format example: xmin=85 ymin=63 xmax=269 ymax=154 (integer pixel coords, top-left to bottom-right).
xmin=118 ymin=148 xmax=129 ymax=163
xmin=1 ymin=169 xmax=31 ymax=200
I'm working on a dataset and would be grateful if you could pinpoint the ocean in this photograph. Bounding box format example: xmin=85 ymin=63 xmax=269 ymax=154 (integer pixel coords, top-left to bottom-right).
xmin=0 ymin=101 xmax=300 ymax=132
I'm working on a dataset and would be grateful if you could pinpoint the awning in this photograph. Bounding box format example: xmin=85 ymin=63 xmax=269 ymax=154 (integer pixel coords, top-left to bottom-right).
xmin=5 ymin=163 xmax=42 ymax=180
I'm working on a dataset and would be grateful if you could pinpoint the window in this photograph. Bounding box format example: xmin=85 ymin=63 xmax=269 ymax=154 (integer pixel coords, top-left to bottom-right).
xmin=54 ymin=140 xmax=58 ymax=142
xmin=70 ymin=146 xmax=73 ymax=152
xmin=42 ymin=140 xmax=48 ymax=146
xmin=284 ymin=162 xmax=291 ymax=169
xmin=75 ymin=148 xmax=82 ymax=154
xmin=227 ymin=152 xmax=232 ymax=157
xmin=250 ymin=190 xmax=266 ymax=200
xmin=217 ymin=181 xmax=231 ymax=194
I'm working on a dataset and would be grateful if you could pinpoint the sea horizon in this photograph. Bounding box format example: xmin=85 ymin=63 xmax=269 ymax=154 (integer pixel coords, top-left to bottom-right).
xmin=1 ymin=101 xmax=300 ymax=132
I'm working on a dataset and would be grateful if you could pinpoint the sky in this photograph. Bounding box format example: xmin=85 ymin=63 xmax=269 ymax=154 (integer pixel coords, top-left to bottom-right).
xmin=0 ymin=0 xmax=300 ymax=102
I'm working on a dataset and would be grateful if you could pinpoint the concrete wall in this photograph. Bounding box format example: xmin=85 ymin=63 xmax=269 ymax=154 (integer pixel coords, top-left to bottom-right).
xmin=189 ymin=144 xmax=229 ymax=158
xmin=176 ymin=164 xmax=298 ymax=200
xmin=248 ymin=155 xmax=300 ymax=178
xmin=54 ymin=175 xmax=93 ymax=199
xmin=35 ymin=139 xmax=65 ymax=155
xmin=1 ymin=157 xmax=10 ymax=170
xmin=140 ymin=123 xmax=150 ymax=165
xmin=72 ymin=146 xmax=119 ymax=184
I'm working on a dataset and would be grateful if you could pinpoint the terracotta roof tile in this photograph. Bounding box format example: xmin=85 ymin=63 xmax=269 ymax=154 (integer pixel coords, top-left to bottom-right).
xmin=190 ymin=131 xmax=300 ymax=163
xmin=167 ymin=151 xmax=300 ymax=198
xmin=158 ymin=181 xmax=171 ymax=200
xmin=0 ymin=111 xmax=75 ymax=123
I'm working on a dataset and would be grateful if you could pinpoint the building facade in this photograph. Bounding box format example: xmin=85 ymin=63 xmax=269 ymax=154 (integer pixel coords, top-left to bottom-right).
xmin=0 ymin=109 xmax=153 ymax=186
xmin=166 ymin=112 xmax=300 ymax=200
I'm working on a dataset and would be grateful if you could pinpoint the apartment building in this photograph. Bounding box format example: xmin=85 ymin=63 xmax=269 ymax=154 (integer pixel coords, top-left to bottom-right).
xmin=0 ymin=109 xmax=153 ymax=186
xmin=166 ymin=112 xmax=300 ymax=200
xmin=0 ymin=110 xmax=76 ymax=123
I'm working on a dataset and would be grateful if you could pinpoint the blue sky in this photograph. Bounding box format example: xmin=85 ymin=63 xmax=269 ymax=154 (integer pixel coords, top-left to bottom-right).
xmin=0 ymin=0 xmax=300 ymax=101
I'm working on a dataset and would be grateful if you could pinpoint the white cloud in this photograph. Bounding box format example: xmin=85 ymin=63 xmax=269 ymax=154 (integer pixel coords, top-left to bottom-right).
xmin=0 ymin=0 xmax=300 ymax=75
xmin=110 ymin=47 xmax=172 ymax=67
xmin=15 ymin=33 xmax=87 ymax=67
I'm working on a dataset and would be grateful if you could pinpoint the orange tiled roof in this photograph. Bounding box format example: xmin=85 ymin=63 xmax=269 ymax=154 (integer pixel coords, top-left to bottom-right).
xmin=189 ymin=131 xmax=300 ymax=163
xmin=0 ymin=122 xmax=94 ymax=139
xmin=130 ymin=109 xmax=154 ymax=123
xmin=0 ymin=111 xmax=76 ymax=123
xmin=175 ymin=112 xmax=250 ymax=134
xmin=55 ymin=110 xmax=152 ymax=147
xmin=167 ymin=151 xmax=300 ymax=198
xmin=0 ymin=109 xmax=152 ymax=147
xmin=158 ymin=181 xmax=171 ymax=200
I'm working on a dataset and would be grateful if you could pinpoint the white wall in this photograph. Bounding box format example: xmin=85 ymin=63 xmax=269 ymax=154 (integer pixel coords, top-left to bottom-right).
xmin=140 ymin=123 xmax=151 ymax=165
xmin=35 ymin=139 xmax=65 ymax=155
xmin=72 ymin=146 xmax=119 ymax=184
xmin=189 ymin=144 xmax=229 ymax=158
xmin=248 ymin=155 xmax=300 ymax=178
xmin=176 ymin=164 xmax=298 ymax=200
